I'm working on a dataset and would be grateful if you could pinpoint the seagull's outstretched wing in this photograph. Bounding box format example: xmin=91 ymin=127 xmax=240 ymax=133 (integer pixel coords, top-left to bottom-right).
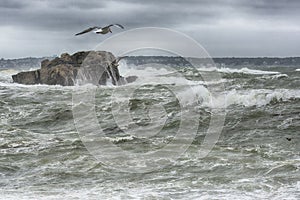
xmin=75 ymin=26 xmax=99 ymax=36
xmin=108 ymin=24 xmax=124 ymax=29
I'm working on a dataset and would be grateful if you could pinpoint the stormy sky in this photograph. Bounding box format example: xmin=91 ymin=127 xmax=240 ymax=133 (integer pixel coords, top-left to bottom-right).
xmin=0 ymin=0 xmax=300 ymax=58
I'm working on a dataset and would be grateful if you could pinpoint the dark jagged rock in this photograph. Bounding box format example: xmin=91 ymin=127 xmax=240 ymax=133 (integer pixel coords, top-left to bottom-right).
xmin=12 ymin=51 xmax=136 ymax=86
xmin=11 ymin=70 xmax=41 ymax=85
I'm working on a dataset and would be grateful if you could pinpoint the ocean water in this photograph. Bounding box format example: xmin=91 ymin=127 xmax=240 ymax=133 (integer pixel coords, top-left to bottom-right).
xmin=0 ymin=61 xmax=299 ymax=199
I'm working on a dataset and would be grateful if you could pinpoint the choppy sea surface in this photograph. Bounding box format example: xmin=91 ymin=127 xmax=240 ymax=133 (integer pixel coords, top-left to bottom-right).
xmin=0 ymin=61 xmax=299 ymax=199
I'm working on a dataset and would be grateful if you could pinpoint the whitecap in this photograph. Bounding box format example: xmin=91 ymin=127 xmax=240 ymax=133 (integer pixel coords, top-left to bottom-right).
xmin=178 ymin=87 xmax=300 ymax=108
xmin=197 ymin=67 xmax=280 ymax=75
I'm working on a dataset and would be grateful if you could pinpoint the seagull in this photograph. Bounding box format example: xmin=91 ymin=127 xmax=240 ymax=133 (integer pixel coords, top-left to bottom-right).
xmin=75 ymin=24 xmax=124 ymax=36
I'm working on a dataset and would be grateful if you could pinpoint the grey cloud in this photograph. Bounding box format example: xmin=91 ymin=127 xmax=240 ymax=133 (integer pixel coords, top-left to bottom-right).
xmin=235 ymin=0 xmax=300 ymax=18
xmin=0 ymin=0 xmax=230 ymax=30
xmin=42 ymin=0 xmax=107 ymax=10
xmin=0 ymin=0 xmax=28 ymax=9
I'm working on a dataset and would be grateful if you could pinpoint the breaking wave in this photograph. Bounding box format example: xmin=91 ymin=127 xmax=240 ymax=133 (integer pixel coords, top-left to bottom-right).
xmin=179 ymin=86 xmax=300 ymax=108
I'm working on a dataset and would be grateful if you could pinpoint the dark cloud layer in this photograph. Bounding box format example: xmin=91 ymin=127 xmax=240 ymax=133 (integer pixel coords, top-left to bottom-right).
xmin=0 ymin=0 xmax=300 ymax=58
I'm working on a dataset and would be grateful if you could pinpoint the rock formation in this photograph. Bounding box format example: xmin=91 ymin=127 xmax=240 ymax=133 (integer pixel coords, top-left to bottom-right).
xmin=12 ymin=51 xmax=137 ymax=86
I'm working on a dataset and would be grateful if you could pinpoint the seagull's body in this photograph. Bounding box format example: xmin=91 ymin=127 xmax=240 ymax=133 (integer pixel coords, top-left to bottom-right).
xmin=75 ymin=24 xmax=124 ymax=36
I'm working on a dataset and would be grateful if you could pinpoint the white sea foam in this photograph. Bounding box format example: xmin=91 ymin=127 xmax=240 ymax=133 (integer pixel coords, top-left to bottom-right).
xmin=223 ymin=89 xmax=300 ymax=107
xmin=104 ymin=135 xmax=135 ymax=143
xmin=1 ymin=180 xmax=299 ymax=200
xmin=0 ymin=69 xmax=19 ymax=82
xmin=119 ymin=63 xmax=227 ymax=87
xmin=0 ymin=81 xmax=75 ymax=90
xmin=262 ymin=74 xmax=288 ymax=79
xmin=197 ymin=67 xmax=280 ymax=75
xmin=0 ymin=68 xmax=40 ymax=83
xmin=179 ymin=86 xmax=300 ymax=108
xmin=177 ymin=85 xmax=211 ymax=106
xmin=296 ymin=69 xmax=300 ymax=71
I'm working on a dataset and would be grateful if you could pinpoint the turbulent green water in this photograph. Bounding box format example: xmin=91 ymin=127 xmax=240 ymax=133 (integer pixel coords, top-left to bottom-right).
xmin=0 ymin=64 xmax=299 ymax=199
